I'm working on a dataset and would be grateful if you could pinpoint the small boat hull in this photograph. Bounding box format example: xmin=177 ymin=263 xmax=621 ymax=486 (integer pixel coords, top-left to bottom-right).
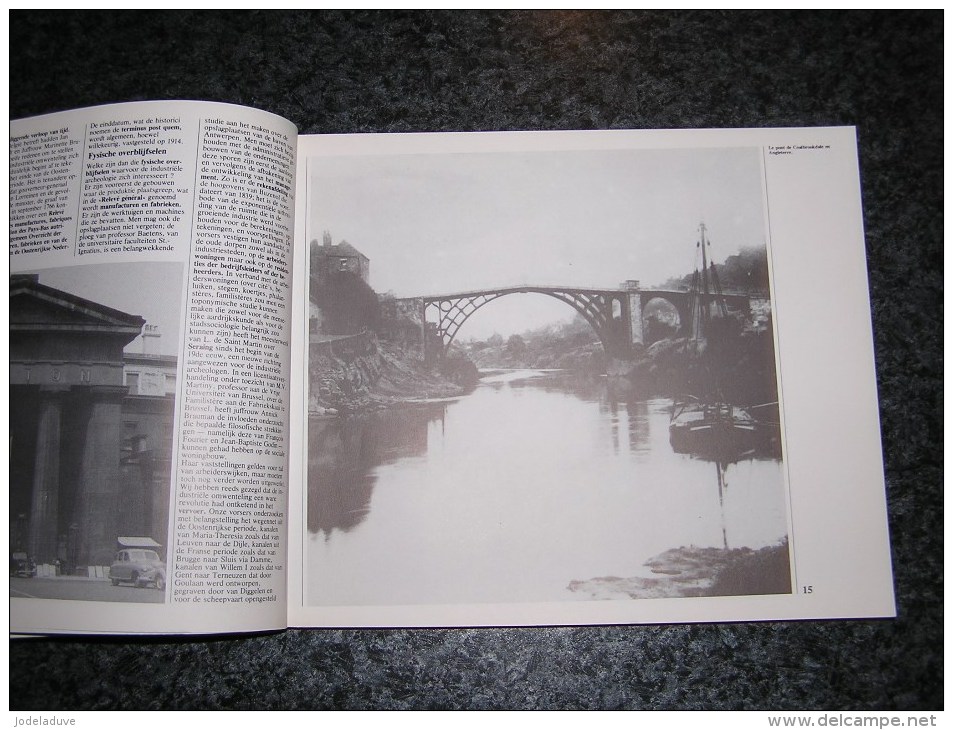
xmin=669 ymin=400 xmax=760 ymax=458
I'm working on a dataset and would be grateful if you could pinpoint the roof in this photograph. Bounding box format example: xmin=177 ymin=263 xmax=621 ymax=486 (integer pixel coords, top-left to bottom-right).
xmin=311 ymin=239 xmax=368 ymax=261
xmin=10 ymin=274 xmax=146 ymax=336
xmin=117 ymin=536 xmax=162 ymax=548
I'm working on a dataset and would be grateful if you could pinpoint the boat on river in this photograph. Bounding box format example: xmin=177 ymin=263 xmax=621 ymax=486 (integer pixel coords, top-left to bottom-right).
xmin=668 ymin=223 xmax=772 ymax=459
xmin=669 ymin=395 xmax=759 ymax=456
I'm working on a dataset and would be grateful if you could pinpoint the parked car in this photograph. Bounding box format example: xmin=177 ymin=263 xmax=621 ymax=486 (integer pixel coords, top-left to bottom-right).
xmin=10 ymin=552 xmax=35 ymax=578
xmin=108 ymin=549 xmax=166 ymax=590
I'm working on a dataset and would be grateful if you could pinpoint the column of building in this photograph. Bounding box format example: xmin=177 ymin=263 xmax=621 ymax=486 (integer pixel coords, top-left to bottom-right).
xmin=72 ymin=385 xmax=128 ymax=568
xmin=28 ymin=386 xmax=69 ymax=564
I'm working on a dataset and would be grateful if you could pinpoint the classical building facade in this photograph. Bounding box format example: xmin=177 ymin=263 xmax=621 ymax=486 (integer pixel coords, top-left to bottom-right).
xmin=10 ymin=275 xmax=175 ymax=571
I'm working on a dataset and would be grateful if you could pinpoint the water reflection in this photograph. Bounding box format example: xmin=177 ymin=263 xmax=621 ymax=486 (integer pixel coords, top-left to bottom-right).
xmin=307 ymin=405 xmax=447 ymax=536
xmin=307 ymin=371 xmax=788 ymax=606
xmin=501 ymin=373 xmax=653 ymax=457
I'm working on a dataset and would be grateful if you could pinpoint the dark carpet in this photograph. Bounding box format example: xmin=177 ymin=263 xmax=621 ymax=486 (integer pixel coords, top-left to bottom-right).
xmin=9 ymin=10 xmax=942 ymax=710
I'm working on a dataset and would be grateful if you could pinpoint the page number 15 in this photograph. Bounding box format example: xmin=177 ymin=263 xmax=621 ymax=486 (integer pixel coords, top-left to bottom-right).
xmin=802 ymin=585 xmax=814 ymax=594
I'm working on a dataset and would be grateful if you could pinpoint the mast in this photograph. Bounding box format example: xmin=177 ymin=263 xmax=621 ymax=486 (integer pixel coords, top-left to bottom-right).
xmin=699 ymin=222 xmax=710 ymax=338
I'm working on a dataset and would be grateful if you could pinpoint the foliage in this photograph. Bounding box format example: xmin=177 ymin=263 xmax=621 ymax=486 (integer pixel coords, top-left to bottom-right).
xmin=441 ymin=353 xmax=480 ymax=387
xmin=462 ymin=316 xmax=602 ymax=371
xmin=644 ymin=313 xmax=677 ymax=344
xmin=661 ymin=246 xmax=770 ymax=293
xmin=312 ymin=272 xmax=382 ymax=336
xmin=506 ymin=334 xmax=527 ymax=355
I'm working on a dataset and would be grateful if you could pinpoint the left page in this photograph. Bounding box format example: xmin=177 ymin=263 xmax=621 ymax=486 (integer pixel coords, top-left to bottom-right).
xmin=10 ymin=101 xmax=296 ymax=634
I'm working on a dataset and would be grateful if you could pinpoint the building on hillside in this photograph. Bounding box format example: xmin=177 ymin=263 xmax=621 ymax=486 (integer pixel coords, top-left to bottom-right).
xmin=310 ymin=230 xmax=370 ymax=288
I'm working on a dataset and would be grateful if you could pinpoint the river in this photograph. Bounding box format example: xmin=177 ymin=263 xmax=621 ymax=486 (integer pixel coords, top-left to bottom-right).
xmin=306 ymin=369 xmax=789 ymax=606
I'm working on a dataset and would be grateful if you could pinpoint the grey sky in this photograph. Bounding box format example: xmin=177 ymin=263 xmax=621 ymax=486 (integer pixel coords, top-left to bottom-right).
xmin=26 ymin=262 xmax=184 ymax=356
xmin=311 ymin=145 xmax=766 ymax=339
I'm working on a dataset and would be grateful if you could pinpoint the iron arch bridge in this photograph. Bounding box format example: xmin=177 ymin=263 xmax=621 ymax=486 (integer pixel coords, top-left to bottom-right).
xmin=415 ymin=284 xmax=753 ymax=364
xmin=422 ymin=285 xmax=635 ymax=362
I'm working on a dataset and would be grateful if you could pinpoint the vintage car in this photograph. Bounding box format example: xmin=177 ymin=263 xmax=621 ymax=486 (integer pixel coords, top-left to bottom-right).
xmin=10 ymin=552 xmax=35 ymax=578
xmin=108 ymin=548 xmax=166 ymax=590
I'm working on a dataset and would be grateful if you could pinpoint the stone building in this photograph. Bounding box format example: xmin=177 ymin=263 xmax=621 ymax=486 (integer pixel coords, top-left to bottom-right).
xmin=10 ymin=275 xmax=175 ymax=572
xmin=310 ymin=230 xmax=370 ymax=287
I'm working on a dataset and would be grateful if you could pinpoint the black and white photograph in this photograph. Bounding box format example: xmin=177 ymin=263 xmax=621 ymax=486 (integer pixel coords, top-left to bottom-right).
xmin=10 ymin=261 xmax=183 ymax=603
xmin=305 ymin=143 xmax=790 ymax=608
xmin=7 ymin=10 xmax=937 ymax=713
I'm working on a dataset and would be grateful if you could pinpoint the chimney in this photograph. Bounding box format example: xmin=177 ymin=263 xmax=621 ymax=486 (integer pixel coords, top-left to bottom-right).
xmin=142 ymin=324 xmax=161 ymax=355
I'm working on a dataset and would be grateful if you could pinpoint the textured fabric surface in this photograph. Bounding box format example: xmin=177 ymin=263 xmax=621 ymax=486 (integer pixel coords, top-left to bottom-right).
xmin=9 ymin=10 xmax=942 ymax=710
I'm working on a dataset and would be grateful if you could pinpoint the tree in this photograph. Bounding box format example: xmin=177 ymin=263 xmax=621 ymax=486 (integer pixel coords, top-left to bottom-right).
xmin=506 ymin=334 xmax=527 ymax=355
xmin=314 ymin=272 xmax=381 ymax=335
xmin=644 ymin=314 xmax=677 ymax=345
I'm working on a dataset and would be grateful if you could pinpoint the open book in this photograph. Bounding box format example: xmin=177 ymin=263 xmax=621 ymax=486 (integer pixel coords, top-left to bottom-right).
xmin=9 ymin=101 xmax=895 ymax=634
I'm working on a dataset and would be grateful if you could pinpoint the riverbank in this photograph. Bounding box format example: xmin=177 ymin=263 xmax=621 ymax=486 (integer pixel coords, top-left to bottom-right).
xmin=463 ymin=326 xmax=779 ymax=406
xmin=309 ymin=338 xmax=475 ymax=416
xmin=567 ymin=539 xmax=791 ymax=599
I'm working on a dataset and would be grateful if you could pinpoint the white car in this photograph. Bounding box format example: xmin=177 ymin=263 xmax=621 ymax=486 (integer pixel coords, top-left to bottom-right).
xmin=108 ymin=549 xmax=166 ymax=590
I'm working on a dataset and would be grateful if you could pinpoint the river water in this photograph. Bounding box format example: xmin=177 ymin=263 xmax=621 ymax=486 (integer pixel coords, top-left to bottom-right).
xmin=306 ymin=370 xmax=788 ymax=606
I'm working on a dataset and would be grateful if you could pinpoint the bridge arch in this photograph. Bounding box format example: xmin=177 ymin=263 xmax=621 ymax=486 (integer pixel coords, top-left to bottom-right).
xmin=422 ymin=286 xmax=633 ymax=363
xmin=636 ymin=290 xmax=693 ymax=336
xmin=415 ymin=284 xmax=753 ymax=365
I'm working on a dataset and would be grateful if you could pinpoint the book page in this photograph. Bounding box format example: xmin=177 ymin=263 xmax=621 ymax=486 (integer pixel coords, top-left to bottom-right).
xmin=10 ymin=101 xmax=296 ymax=634
xmin=287 ymin=128 xmax=894 ymax=627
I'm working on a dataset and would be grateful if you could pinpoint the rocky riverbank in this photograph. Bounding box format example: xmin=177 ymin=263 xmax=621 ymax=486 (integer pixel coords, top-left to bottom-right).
xmin=567 ymin=539 xmax=791 ymax=599
xmin=309 ymin=337 xmax=478 ymax=416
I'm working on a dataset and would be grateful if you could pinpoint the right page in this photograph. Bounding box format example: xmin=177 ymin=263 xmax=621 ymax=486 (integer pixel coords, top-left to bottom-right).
xmin=287 ymin=127 xmax=895 ymax=627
